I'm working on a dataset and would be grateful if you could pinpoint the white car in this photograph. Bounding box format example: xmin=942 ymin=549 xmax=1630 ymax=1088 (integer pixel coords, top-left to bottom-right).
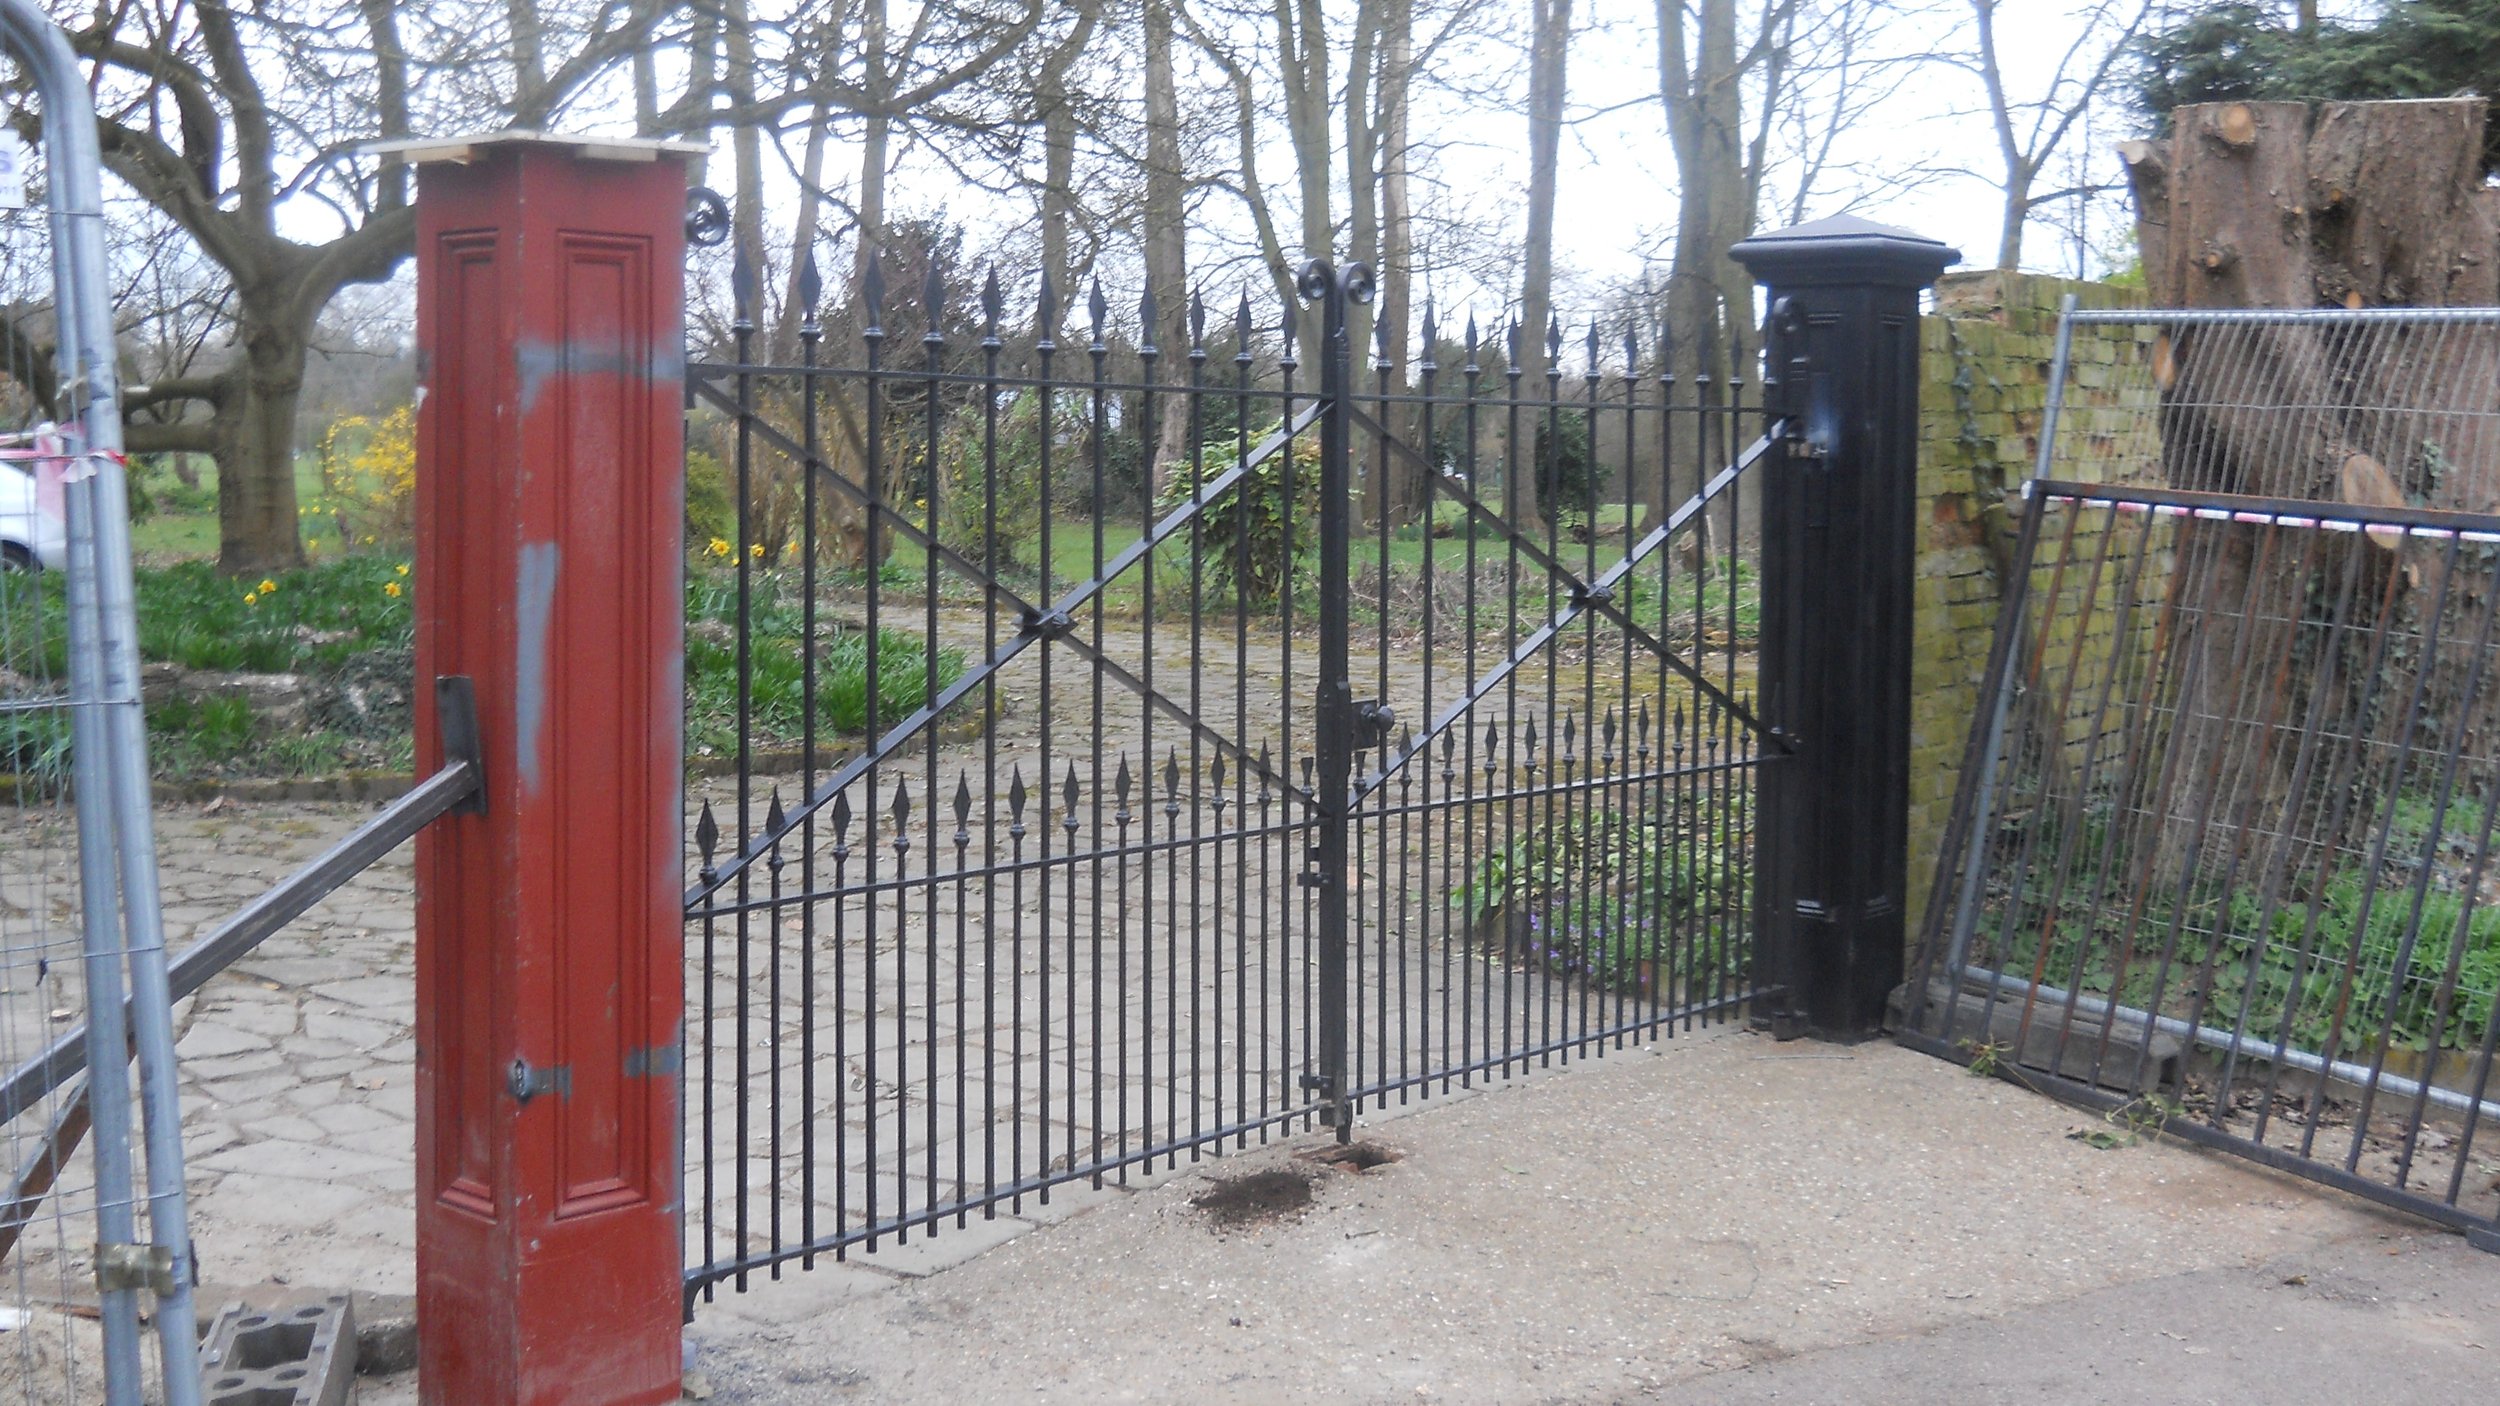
xmin=0 ymin=460 xmax=64 ymax=571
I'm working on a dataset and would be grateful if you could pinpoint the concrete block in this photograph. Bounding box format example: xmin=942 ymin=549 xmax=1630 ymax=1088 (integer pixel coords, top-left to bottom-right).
xmin=201 ymin=1292 xmax=355 ymax=1406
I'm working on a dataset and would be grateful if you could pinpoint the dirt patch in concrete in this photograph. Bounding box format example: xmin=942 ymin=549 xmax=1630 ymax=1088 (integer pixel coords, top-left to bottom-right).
xmin=1190 ymin=1169 xmax=1316 ymax=1230
xmin=1299 ymin=1140 xmax=1401 ymax=1174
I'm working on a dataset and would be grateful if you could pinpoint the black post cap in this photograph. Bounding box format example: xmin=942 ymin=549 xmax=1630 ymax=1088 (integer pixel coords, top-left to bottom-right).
xmin=1730 ymin=214 xmax=1959 ymax=290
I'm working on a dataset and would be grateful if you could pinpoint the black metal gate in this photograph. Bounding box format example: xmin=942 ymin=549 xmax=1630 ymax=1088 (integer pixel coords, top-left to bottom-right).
xmin=675 ymin=249 xmax=1779 ymax=1297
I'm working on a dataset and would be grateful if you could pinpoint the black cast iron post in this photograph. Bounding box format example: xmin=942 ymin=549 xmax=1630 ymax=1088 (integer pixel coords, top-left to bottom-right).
xmin=1302 ymin=256 xmax=1371 ymax=1135
xmin=1731 ymin=215 xmax=1956 ymax=1040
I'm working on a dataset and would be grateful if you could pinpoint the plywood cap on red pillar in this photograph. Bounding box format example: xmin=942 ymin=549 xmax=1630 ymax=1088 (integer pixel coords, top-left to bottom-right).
xmin=368 ymin=130 xmax=709 ymax=165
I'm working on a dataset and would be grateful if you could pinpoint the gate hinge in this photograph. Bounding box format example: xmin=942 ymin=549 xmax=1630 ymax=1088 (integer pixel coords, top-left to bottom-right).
xmin=1299 ymin=1071 xmax=1344 ymax=1124
xmin=94 ymin=1242 xmax=175 ymax=1297
xmin=508 ymin=1058 xmax=571 ymax=1105
xmin=1352 ymin=698 xmax=1395 ymax=750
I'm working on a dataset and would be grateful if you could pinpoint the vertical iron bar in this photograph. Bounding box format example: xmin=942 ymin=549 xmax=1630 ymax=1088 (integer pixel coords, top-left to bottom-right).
xmin=1303 ymin=257 xmax=1364 ymax=1137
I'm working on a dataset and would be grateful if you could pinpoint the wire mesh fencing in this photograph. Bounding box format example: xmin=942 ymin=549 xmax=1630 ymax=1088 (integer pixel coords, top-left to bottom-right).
xmin=1906 ymin=304 xmax=2500 ymax=1239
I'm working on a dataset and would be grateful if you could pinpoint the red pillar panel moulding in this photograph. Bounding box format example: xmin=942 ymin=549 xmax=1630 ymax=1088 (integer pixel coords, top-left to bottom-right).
xmin=412 ymin=139 xmax=687 ymax=1406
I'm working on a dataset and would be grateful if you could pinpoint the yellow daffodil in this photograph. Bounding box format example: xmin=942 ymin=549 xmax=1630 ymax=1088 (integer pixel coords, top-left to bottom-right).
xmin=384 ymin=581 xmax=403 ymax=598
xmin=257 ymin=579 xmax=278 ymax=595
xmin=242 ymin=592 xmax=258 ymax=606
xmin=395 ymin=563 xmax=410 ymax=577
xmin=750 ymin=543 xmax=766 ymax=559
xmin=708 ymin=537 xmax=732 ymax=559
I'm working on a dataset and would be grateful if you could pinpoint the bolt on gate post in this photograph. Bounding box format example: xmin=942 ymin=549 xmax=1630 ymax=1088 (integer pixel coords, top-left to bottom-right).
xmin=1731 ymin=216 xmax=1956 ymax=1040
xmin=404 ymin=133 xmax=697 ymax=1405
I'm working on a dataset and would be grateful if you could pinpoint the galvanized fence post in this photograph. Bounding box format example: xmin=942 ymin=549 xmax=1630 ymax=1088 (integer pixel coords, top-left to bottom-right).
xmin=0 ymin=1 xmax=205 ymax=1398
xmin=1730 ymin=217 xmax=1956 ymax=1039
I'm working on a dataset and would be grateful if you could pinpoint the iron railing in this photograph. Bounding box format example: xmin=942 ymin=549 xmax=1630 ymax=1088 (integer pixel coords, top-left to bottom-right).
xmin=680 ymin=241 xmax=1774 ymax=1298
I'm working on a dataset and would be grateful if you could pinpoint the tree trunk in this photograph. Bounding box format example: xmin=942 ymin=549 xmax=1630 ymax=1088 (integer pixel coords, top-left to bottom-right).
xmin=1346 ymin=0 xmax=1383 ymax=525
xmin=2121 ymin=98 xmax=2500 ymax=877
xmin=1041 ymin=69 xmax=1076 ymax=311
xmin=1656 ymin=0 xmax=1758 ymax=540
xmin=1378 ymin=0 xmax=1418 ymax=525
xmin=1511 ymin=0 xmax=1568 ymax=541
xmin=1143 ymin=0 xmax=1191 ymax=492
xmin=216 ymin=311 xmax=312 ymax=576
xmin=1996 ymin=180 xmax=2030 ymax=271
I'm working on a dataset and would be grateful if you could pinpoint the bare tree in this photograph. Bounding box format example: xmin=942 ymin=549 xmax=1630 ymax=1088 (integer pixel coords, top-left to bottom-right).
xmin=1655 ymin=0 xmax=1798 ymax=529
xmin=64 ymin=0 xmax=664 ymax=573
xmin=1968 ymin=0 xmax=2151 ymax=271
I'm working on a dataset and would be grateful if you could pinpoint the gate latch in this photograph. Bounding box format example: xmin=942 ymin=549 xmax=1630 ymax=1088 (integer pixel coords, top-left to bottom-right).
xmin=1352 ymin=699 xmax=1395 ymax=750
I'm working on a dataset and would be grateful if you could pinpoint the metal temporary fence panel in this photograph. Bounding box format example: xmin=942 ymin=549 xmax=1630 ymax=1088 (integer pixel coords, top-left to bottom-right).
xmin=1904 ymin=303 xmax=2500 ymax=1244
xmin=0 ymin=3 xmax=202 ymax=1402
xmin=678 ymin=235 xmax=1774 ymax=1300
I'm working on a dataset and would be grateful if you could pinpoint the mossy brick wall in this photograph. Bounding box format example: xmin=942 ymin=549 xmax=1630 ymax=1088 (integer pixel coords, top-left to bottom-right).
xmin=1906 ymin=269 xmax=2162 ymax=939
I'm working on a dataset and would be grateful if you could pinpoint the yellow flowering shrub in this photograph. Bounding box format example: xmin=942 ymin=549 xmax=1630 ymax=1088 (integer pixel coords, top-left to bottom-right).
xmin=318 ymin=404 xmax=417 ymax=547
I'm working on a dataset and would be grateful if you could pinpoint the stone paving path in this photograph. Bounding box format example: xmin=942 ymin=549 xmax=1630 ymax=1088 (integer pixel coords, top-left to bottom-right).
xmin=159 ymin=801 xmax=420 ymax=1298
xmin=7 ymin=785 xmax=1716 ymax=1310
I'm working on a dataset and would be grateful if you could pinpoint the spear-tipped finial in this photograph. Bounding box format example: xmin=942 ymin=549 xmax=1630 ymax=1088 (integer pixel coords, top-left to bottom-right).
xmin=1189 ymin=289 xmax=1207 ymax=352
xmin=922 ymin=262 xmax=947 ymax=344
xmin=1087 ymin=279 xmax=1108 ymax=346
xmin=1139 ymin=284 xmax=1160 ymax=356
xmin=861 ymin=251 xmax=886 ymax=335
xmin=981 ymin=267 xmax=1003 ymax=338
xmin=1037 ymin=270 xmax=1059 ymax=342
xmin=797 ymin=251 xmax=822 ymax=326
xmin=730 ymin=251 xmax=758 ymax=330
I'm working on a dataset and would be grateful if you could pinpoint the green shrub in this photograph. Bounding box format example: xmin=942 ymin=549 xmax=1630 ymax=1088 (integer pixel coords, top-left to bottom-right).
xmin=2014 ymin=791 xmax=2500 ymax=1055
xmin=686 ymin=447 xmax=735 ymax=551
xmin=1157 ymin=421 xmax=1322 ymax=605
xmin=934 ymin=390 xmax=1073 ymax=574
xmin=1457 ymin=803 xmax=1750 ymax=995
xmin=682 ymin=564 xmax=966 ymax=758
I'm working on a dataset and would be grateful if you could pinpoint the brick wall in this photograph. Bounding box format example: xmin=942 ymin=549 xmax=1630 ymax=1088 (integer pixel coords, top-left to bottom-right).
xmin=1906 ymin=269 xmax=2159 ymax=937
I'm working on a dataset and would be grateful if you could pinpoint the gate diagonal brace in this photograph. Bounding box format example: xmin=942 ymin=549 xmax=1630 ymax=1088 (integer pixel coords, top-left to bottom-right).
xmin=681 ymin=381 xmax=1325 ymax=908
xmin=1340 ymin=418 xmax=1788 ymax=801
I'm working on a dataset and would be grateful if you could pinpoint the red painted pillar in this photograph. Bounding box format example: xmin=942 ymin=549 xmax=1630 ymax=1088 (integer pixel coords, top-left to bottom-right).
xmin=407 ymin=133 xmax=693 ymax=1406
